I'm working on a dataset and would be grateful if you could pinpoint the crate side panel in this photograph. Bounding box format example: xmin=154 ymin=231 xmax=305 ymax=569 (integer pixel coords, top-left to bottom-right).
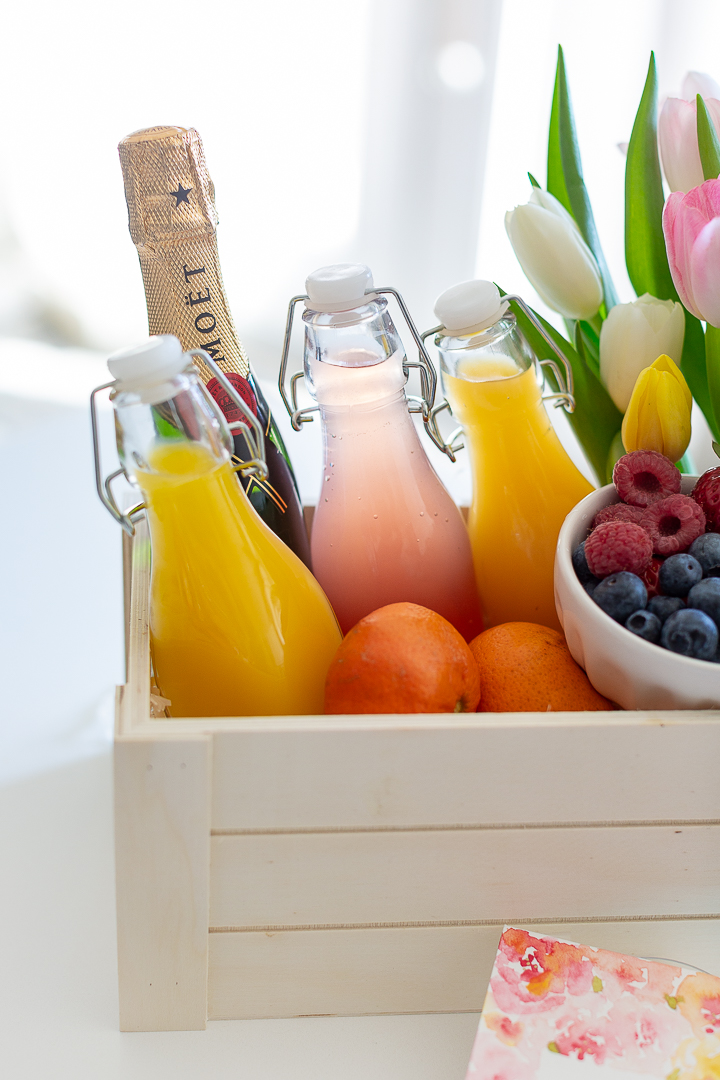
xmin=207 ymin=918 xmax=720 ymax=1020
xmin=211 ymin=721 xmax=720 ymax=830
xmin=115 ymin=737 xmax=211 ymax=1031
xmin=209 ymin=825 xmax=720 ymax=928
xmin=118 ymin=516 xmax=151 ymax=736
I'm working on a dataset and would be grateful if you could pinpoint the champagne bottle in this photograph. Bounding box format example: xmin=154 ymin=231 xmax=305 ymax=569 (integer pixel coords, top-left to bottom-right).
xmin=117 ymin=125 xmax=311 ymax=566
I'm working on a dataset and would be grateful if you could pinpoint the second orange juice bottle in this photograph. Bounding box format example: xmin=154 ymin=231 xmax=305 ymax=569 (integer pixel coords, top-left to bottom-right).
xmin=430 ymin=280 xmax=593 ymax=631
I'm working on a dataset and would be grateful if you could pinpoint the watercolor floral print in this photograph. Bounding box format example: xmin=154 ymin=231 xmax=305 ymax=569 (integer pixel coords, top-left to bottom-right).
xmin=466 ymin=928 xmax=720 ymax=1079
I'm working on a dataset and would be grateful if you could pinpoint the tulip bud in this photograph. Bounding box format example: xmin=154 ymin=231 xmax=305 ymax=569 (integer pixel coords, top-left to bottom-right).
xmin=504 ymin=188 xmax=603 ymax=320
xmin=599 ymin=294 xmax=685 ymax=411
xmin=663 ymin=178 xmax=720 ymax=326
xmin=621 ymin=354 xmax=692 ymax=463
xmin=658 ymin=70 xmax=720 ymax=193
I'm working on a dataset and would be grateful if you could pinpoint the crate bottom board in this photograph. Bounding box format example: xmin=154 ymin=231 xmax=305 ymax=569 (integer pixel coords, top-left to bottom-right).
xmin=206 ymin=918 xmax=720 ymax=1021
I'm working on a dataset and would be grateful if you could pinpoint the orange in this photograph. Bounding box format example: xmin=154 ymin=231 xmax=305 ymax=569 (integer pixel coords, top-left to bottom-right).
xmin=325 ymin=602 xmax=481 ymax=714
xmin=469 ymin=622 xmax=614 ymax=712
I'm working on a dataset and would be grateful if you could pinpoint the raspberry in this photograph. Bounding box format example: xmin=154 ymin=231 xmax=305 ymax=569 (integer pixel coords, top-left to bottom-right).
xmin=613 ymin=450 xmax=681 ymax=507
xmin=692 ymin=466 xmax=720 ymax=532
xmin=592 ymin=503 xmax=646 ymax=529
xmin=641 ymin=556 xmax=665 ymax=599
xmin=585 ymin=521 xmax=653 ymax=578
xmin=642 ymin=494 xmax=706 ymax=555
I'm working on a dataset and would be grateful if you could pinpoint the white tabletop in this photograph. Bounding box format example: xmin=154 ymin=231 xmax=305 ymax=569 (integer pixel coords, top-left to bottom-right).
xmin=0 ymin=753 xmax=480 ymax=1079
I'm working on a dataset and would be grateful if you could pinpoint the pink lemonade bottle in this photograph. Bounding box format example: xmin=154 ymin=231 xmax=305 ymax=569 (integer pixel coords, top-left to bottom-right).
xmin=279 ymin=264 xmax=483 ymax=640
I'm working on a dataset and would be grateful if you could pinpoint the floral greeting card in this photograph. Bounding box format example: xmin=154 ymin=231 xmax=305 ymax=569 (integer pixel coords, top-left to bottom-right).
xmin=466 ymin=927 xmax=720 ymax=1079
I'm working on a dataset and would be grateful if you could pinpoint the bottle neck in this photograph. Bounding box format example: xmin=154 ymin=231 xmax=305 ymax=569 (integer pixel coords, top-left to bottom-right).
xmin=119 ymin=126 xmax=250 ymax=386
xmin=111 ymin=370 xmax=233 ymax=490
xmin=137 ymin=233 xmax=249 ymax=384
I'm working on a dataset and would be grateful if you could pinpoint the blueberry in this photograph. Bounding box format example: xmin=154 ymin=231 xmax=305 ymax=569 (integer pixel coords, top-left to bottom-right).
xmin=584 ymin=580 xmax=598 ymax=597
xmin=689 ymin=533 xmax=720 ymax=577
xmin=625 ymin=609 xmax=662 ymax=643
xmin=658 ymin=553 xmax=703 ymax=597
xmin=687 ymin=577 xmax=720 ymax=628
xmin=661 ymin=608 xmax=719 ymax=660
xmin=573 ymin=541 xmax=599 ymax=587
xmin=648 ymin=595 xmax=685 ymax=624
xmin=593 ymin=571 xmax=648 ymax=623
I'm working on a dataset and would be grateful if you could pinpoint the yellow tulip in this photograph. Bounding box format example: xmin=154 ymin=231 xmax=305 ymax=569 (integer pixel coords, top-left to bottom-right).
xmin=621 ymin=354 xmax=692 ymax=462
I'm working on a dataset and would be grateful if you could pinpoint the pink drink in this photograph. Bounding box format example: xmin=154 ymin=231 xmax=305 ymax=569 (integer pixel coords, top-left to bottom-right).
xmin=308 ymin=342 xmax=483 ymax=639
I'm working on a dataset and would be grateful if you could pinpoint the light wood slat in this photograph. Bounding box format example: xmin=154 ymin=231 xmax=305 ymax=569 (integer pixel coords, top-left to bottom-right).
xmin=209 ymin=825 xmax=719 ymax=928
xmin=115 ymin=737 xmax=211 ymax=1031
xmin=207 ymin=918 xmax=720 ymax=1020
xmin=209 ymin=720 xmax=720 ymax=830
xmin=117 ymin=515 xmax=151 ymax=737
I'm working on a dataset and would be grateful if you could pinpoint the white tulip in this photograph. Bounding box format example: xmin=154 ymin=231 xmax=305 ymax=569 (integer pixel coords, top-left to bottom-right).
xmin=504 ymin=189 xmax=604 ymax=320
xmin=599 ymin=293 xmax=685 ymax=412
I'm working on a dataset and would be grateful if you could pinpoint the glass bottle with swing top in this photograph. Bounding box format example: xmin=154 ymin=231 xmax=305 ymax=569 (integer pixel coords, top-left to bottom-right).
xmin=92 ymin=334 xmax=340 ymax=718
xmin=279 ymin=264 xmax=482 ymax=640
xmin=426 ymin=280 xmax=593 ymax=631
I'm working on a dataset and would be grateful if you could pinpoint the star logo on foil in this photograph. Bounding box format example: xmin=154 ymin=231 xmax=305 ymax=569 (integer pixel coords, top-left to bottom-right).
xmin=170 ymin=183 xmax=192 ymax=207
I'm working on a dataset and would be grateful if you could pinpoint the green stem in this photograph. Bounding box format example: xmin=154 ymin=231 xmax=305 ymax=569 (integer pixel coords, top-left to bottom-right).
xmin=704 ymin=323 xmax=720 ymax=437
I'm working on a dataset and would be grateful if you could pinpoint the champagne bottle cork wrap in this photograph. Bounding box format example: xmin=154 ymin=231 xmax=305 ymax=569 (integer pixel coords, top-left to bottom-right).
xmin=118 ymin=126 xmax=251 ymax=391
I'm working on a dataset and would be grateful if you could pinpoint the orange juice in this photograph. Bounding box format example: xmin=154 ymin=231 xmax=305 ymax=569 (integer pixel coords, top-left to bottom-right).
xmin=444 ymin=357 xmax=593 ymax=630
xmin=139 ymin=441 xmax=341 ymax=716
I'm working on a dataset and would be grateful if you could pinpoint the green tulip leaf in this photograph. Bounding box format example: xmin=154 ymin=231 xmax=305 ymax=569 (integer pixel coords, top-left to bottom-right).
xmin=696 ymin=94 xmax=720 ymax=181
xmin=574 ymin=319 xmax=601 ymax=380
xmin=704 ymin=324 xmax=720 ymax=438
xmin=625 ymin=53 xmax=677 ymax=301
xmin=684 ymin=313 xmax=719 ymax=439
xmin=547 ymin=45 xmax=618 ymax=312
xmin=500 ymin=289 xmax=622 ymax=485
xmin=528 ymin=171 xmax=541 ymax=188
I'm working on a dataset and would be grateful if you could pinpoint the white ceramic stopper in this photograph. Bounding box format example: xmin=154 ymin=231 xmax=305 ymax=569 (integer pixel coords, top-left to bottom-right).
xmin=305 ymin=264 xmax=376 ymax=312
xmin=108 ymin=335 xmax=187 ymax=388
xmin=433 ymin=280 xmax=507 ymax=335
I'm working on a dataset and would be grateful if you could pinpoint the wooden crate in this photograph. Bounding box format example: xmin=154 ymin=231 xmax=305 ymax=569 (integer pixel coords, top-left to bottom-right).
xmin=115 ymin=515 xmax=720 ymax=1032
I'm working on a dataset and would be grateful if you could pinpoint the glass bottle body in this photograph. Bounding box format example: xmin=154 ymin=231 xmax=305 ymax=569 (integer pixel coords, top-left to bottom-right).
xmin=112 ymin=367 xmax=340 ymax=717
xmin=303 ymin=298 xmax=482 ymax=639
xmin=438 ymin=316 xmax=593 ymax=631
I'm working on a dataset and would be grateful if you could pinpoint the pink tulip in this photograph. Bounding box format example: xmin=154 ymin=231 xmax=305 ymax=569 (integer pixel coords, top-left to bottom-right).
xmin=658 ymin=95 xmax=720 ymax=193
xmin=663 ymin=178 xmax=720 ymax=326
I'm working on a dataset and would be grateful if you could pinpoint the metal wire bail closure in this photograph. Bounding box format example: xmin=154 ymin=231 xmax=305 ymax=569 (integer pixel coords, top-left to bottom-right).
xmin=90 ymin=348 xmax=268 ymax=536
xmin=278 ymin=285 xmax=442 ymax=441
xmin=420 ymin=292 xmax=577 ymax=462
xmin=501 ymin=294 xmax=576 ymax=413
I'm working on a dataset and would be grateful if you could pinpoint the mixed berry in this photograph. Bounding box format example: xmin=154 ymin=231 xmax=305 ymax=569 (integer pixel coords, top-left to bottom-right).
xmin=572 ymin=451 xmax=720 ymax=662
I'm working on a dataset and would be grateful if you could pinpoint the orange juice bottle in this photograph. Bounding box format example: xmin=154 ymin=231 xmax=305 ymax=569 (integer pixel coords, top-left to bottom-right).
xmin=107 ymin=335 xmax=341 ymax=717
xmin=430 ymin=281 xmax=593 ymax=631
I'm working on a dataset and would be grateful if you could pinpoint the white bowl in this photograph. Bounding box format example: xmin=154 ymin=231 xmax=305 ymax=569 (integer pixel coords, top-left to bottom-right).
xmin=554 ymin=477 xmax=720 ymax=711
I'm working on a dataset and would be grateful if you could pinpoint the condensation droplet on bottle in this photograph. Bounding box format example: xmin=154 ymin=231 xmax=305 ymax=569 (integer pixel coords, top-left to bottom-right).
xmin=419 ymin=511 xmax=424 ymax=516
xmin=325 ymin=497 xmax=328 ymax=502
xmin=434 ymin=512 xmax=438 ymax=517
xmin=373 ymin=514 xmax=378 ymax=519
xmin=325 ymin=475 xmax=330 ymax=481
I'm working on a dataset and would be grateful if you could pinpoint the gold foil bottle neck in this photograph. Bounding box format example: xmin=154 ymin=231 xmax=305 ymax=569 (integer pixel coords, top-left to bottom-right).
xmin=118 ymin=126 xmax=217 ymax=249
xmin=118 ymin=125 xmax=249 ymax=379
